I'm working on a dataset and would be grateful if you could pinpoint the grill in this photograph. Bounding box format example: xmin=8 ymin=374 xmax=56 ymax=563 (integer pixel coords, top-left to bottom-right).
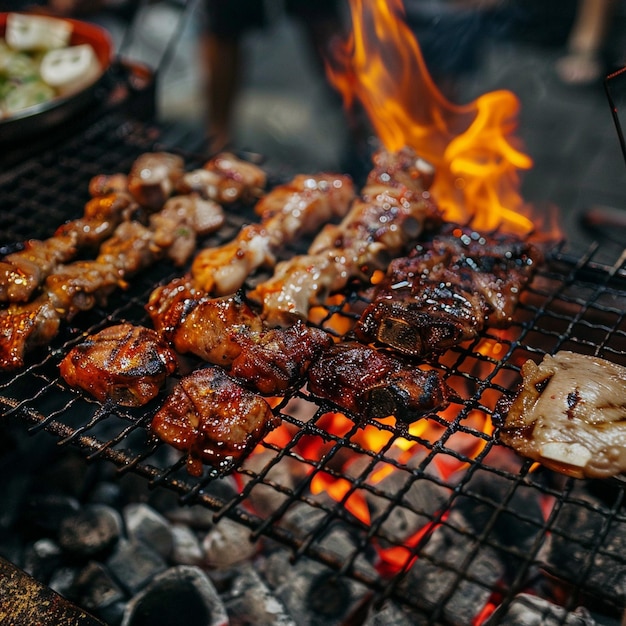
xmin=1 ymin=114 xmax=626 ymax=625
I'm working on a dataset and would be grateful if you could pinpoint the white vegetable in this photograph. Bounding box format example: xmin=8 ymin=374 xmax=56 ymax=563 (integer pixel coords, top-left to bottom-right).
xmin=5 ymin=13 xmax=72 ymax=51
xmin=40 ymin=44 xmax=100 ymax=95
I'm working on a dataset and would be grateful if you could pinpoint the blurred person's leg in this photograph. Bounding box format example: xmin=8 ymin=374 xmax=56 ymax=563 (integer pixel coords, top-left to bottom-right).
xmin=201 ymin=0 xmax=266 ymax=153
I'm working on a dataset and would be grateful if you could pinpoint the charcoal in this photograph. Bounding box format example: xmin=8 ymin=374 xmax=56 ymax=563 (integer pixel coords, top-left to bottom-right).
xmin=317 ymin=526 xmax=378 ymax=579
xmin=170 ymin=524 xmax=205 ymax=566
xmin=73 ymin=560 xmax=127 ymax=626
xmin=222 ymin=562 xmax=296 ymax=625
xmin=399 ymin=523 xmax=506 ymax=626
xmin=363 ymin=600 xmax=428 ymax=626
xmin=261 ymin=549 xmax=368 ymax=626
xmin=121 ymin=565 xmax=229 ymax=626
xmin=57 ymin=504 xmax=123 ymax=558
xmin=22 ymin=538 xmax=63 ymax=583
xmin=164 ymin=504 xmax=218 ymax=531
xmin=106 ymin=538 xmax=168 ymax=595
xmin=451 ymin=467 xmax=544 ymax=571
xmin=20 ymin=493 xmax=81 ymax=534
xmin=484 ymin=593 xmax=600 ymax=625
xmin=87 ymin=480 xmax=125 ymax=509
xmin=202 ymin=518 xmax=258 ymax=568
xmin=123 ymin=503 xmax=174 ymax=560
xmin=278 ymin=502 xmax=330 ymax=536
xmin=48 ymin=565 xmax=79 ymax=599
xmin=540 ymin=490 xmax=626 ymax=605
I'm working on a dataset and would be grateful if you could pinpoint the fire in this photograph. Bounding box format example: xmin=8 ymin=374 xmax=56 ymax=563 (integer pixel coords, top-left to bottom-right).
xmin=326 ymin=0 xmax=535 ymax=233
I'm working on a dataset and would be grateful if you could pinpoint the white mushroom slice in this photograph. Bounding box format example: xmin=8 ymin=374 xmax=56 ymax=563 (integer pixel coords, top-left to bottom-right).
xmin=40 ymin=44 xmax=101 ymax=95
xmin=6 ymin=13 xmax=72 ymax=51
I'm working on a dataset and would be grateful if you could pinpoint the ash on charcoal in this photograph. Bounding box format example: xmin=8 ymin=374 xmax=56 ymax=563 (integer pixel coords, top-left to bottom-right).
xmin=221 ymin=562 xmax=296 ymax=625
xmin=123 ymin=503 xmax=174 ymax=560
xmin=121 ymin=565 xmax=228 ymax=626
xmin=57 ymin=503 xmax=123 ymax=558
xmin=484 ymin=593 xmax=604 ymax=625
xmin=398 ymin=522 xmax=506 ymax=626
xmin=48 ymin=564 xmax=79 ymax=598
xmin=73 ymin=560 xmax=127 ymax=626
xmin=278 ymin=501 xmax=330 ymax=536
xmin=540 ymin=486 xmax=626 ymax=607
xmin=202 ymin=518 xmax=258 ymax=568
xmin=22 ymin=538 xmax=63 ymax=583
xmin=106 ymin=538 xmax=168 ymax=595
xmin=170 ymin=524 xmax=205 ymax=566
xmin=451 ymin=467 xmax=545 ymax=573
xmin=362 ymin=599 xmax=428 ymax=626
xmin=260 ymin=548 xmax=369 ymax=626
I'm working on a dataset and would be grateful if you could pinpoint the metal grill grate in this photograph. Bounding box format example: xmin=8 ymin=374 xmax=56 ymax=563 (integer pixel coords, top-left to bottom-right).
xmin=1 ymin=116 xmax=625 ymax=623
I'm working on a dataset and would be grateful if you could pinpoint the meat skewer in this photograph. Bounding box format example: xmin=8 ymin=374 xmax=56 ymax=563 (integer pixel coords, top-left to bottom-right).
xmin=150 ymin=366 xmax=280 ymax=476
xmin=306 ymin=342 xmax=451 ymax=422
xmin=59 ymin=323 xmax=178 ymax=407
xmin=0 ymin=192 xmax=225 ymax=371
xmin=247 ymin=147 xmax=443 ymax=327
xmin=190 ymin=172 xmax=355 ymax=296
xmin=354 ymin=224 xmax=544 ymax=358
xmin=493 ymin=351 xmax=626 ymax=479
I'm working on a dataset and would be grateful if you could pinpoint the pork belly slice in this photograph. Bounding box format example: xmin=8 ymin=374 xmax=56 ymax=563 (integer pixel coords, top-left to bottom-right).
xmin=355 ymin=225 xmax=543 ymax=358
xmin=307 ymin=342 xmax=450 ymax=423
xmin=151 ymin=366 xmax=280 ymax=475
xmin=493 ymin=351 xmax=626 ymax=479
xmin=60 ymin=323 xmax=178 ymax=407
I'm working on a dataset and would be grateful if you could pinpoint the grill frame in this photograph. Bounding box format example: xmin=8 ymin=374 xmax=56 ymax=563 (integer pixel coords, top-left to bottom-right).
xmin=1 ymin=116 xmax=625 ymax=623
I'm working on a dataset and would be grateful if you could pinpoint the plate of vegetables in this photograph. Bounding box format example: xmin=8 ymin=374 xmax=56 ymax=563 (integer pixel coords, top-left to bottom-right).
xmin=0 ymin=12 xmax=113 ymax=142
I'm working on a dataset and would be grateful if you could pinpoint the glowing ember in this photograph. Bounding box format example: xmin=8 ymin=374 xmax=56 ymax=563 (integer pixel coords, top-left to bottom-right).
xmin=326 ymin=0 xmax=535 ymax=233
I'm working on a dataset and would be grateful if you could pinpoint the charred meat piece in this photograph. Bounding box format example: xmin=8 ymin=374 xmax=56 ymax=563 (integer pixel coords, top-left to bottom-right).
xmin=190 ymin=172 xmax=355 ymax=296
xmin=60 ymin=323 xmax=178 ymax=407
xmin=248 ymin=147 xmax=442 ymax=326
xmin=151 ymin=366 xmax=280 ymax=475
xmin=307 ymin=342 xmax=450 ymax=422
xmin=355 ymin=225 xmax=543 ymax=357
xmin=147 ymin=279 xmax=331 ymax=395
xmin=127 ymin=152 xmax=185 ymax=212
xmin=177 ymin=152 xmax=267 ymax=204
xmin=493 ymin=351 xmax=626 ymax=479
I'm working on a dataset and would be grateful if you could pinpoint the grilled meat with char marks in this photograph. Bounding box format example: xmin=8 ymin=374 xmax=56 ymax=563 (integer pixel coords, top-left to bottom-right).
xmin=355 ymin=225 xmax=543 ymax=357
xmin=307 ymin=342 xmax=451 ymax=423
xmin=151 ymin=366 xmax=280 ymax=475
xmin=60 ymin=323 xmax=178 ymax=407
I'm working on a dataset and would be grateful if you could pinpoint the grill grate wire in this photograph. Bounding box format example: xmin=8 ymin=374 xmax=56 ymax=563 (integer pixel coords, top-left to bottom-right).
xmin=1 ymin=115 xmax=625 ymax=623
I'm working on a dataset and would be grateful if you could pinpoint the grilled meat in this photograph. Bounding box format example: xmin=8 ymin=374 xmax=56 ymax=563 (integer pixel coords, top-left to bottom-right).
xmin=493 ymin=351 xmax=626 ymax=479
xmin=151 ymin=366 xmax=280 ymax=475
xmin=190 ymin=172 xmax=355 ymax=296
xmin=355 ymin=225 xmax=543 ymax=357
xmin=147 ymin=278 xmax=332 ymax=395
xmin=60 ymin=323 xmax=178 ymax=407
xmin=0 ymin=192 xmax=137 ymax=304
xmin=248 ymin=147 xmax=442 ymax=327
xmin=127 ymin=152 xmax=185 ymax=212
xmin=177 ymin=152 xmax=267 ymax=204
xmin=307 ymin=342 xmax=450 ymax=422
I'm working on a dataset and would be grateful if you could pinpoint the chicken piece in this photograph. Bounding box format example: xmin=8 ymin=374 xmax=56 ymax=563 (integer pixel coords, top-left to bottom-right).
xmin=150 ymin=193 xmax=225 ymax=266
xmin=147 ymin=278 xmax=263 ymax=366
xmin=151 ymin=366 xmax=280 ymax=475
xmin=60 ymin=323 xmax=178 ymax=407
xmin=191 ymin=172 xmax=355 ymax=295
xmin=493 ymin=352 xmax=626 ymax=479
xmin=0 ymin=296 xmax=61 ymax=370
xmin=355 ymin=225 xmax=543 ymax=357
xmin=307 ymin=342 xmax=450 ymax=422
xmin=127 ymin=152 xmax=185 ymax=212
xmin=88 ymin=173 xmax=129 ymax=197
xmin=177 ymin=152 xmax=267 ymax=204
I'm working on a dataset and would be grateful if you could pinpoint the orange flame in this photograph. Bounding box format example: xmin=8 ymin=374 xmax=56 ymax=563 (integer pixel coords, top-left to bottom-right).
xmin=327 ymin=0 xmax=534 ymax=233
